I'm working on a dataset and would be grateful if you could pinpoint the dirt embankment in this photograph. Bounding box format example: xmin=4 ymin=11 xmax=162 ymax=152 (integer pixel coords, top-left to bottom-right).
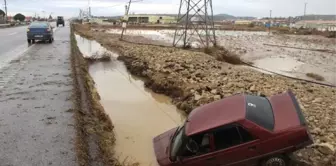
xmin=71 ymin=26 xmax=125 ymax=166
xmin=73 ymin=23 xmax=336 ymax=166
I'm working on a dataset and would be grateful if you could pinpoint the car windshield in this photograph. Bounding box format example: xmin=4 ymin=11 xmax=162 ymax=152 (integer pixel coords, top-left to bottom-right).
xmin=170 ymin=125 xmax=186 ymax=161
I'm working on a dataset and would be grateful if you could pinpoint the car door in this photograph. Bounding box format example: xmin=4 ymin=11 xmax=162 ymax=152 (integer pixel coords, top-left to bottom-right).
xmin=178 ymin=133 xmax=217 ymax=166
xmin=211 ymin=124 xmax=261 ymax=166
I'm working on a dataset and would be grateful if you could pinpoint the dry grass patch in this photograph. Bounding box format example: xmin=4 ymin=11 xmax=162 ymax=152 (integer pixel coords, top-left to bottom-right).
xmin=306 ymin=73 xmax=325 ymax=81
xmin=203 ymin=46 xmax=251 ymax=65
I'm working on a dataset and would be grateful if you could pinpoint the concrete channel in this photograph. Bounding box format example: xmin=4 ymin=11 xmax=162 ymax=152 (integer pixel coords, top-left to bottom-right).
xmin=75 ymin=34 xmax=186 ymax=165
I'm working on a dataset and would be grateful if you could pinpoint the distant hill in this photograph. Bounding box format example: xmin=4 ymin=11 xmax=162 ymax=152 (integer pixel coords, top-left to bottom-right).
xmin=93 ymin=13 xmax=257 ymax=21
xmin=213 ymin=14 xmax=256 ymax=20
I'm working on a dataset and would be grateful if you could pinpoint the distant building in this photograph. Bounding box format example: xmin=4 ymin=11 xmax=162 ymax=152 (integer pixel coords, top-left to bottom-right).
xmin=234 ymin=20 xmax=252 ymax=25
xmin=25 ymin=16 xmax=32 ymax=22
xmin=294 ymin=20 xmax=336 ymax=31
xmin=127 ymin=14 xmax=177 ymax=24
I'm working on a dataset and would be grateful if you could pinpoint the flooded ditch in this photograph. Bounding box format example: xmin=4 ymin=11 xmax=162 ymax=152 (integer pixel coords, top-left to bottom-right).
xmin=75 ymin=34 xmax=186 ymax=165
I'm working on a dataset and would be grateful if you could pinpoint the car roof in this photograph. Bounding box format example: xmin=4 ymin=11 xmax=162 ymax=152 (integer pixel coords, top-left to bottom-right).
xmin=185 ymin=94 xmax=246 ymax=136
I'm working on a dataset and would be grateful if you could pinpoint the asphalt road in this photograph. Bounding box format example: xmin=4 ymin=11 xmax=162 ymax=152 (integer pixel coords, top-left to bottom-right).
xmin=0 ymin=23 xmax=76 ymax=166
xmin=0 ymin=22 xmax=57 ymax=70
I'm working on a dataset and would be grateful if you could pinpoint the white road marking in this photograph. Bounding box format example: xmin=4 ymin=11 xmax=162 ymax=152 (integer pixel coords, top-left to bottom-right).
xmin=8 ymin=32 xmax=18 ymax=36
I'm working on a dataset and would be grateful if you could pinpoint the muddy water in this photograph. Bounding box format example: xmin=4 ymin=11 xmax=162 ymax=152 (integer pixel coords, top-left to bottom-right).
xmin=75 ymin=35 xmax=186 ymax=165
xmin=75 ymin=34 xmax=109 ymax=58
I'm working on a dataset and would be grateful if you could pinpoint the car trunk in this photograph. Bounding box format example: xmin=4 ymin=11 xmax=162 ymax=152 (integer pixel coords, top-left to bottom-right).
xmin=268 ymin=90 xmax=307 ymax=132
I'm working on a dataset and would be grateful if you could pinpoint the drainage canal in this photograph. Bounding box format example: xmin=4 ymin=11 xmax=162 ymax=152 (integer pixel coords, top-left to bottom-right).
xmin=75 ymin=34 xmax=186 ymax=165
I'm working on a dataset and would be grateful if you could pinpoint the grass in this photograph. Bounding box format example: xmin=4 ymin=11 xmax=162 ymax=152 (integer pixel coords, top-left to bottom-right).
xmin=306 ymin=73 xmax=325 ymax=81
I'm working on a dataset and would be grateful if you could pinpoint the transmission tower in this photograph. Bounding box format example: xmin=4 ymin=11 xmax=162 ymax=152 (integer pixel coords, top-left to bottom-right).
xmin=173 ymin=0 xmax=216 ymax=48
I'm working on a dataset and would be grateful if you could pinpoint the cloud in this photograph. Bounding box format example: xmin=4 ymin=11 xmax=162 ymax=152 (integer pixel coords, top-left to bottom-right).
xmin=3 ymin=0 xmax=336 ymax=18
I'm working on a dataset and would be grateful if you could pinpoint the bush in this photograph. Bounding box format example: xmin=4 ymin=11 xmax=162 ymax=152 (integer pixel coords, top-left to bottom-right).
xmin=203 ymin=46 xmax=249 ymax=65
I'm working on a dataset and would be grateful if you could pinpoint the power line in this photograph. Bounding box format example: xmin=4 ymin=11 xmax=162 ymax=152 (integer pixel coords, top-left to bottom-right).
xmin=173 ymin=0 xmax=217 ymax=48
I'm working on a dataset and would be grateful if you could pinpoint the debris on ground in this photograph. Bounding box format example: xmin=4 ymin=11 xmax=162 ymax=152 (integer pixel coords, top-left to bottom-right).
xmin=85 ymin=51 xmax=112 ymax=62
xmin=306 ymin=73 xmax=325 ymax=81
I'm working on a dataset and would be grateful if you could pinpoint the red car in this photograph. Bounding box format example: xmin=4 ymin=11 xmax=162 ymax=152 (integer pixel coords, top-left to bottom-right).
xmin=153 ymin=90 xmax=313 ymax=166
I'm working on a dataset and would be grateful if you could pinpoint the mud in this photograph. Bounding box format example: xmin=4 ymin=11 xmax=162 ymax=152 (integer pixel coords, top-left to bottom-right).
xmin=105 ymin=28 xmax=336 ymax=86
xmin=75 ymin=34 xmax=185 ymax=165
xmin=74 ymin=24 xmax=336 ymax=166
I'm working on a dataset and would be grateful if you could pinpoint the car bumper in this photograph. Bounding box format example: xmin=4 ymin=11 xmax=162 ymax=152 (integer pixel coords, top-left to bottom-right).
xmin=27 ymin=34 xmax=52 ymax=40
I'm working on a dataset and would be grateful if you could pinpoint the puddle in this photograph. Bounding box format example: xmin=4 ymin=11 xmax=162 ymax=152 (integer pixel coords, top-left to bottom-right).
xmin=76 ymin=35 xmax=186 ymax=165
xmin=75 ymin=34 xmax=114 ymax=58
xmin=246 ymin=56 xmax=336 ymax=85
xmin=252 ymin=56 xmax=304 ymax=77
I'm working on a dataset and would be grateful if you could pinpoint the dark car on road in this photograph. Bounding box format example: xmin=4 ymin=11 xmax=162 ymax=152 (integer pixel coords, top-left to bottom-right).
xmin=27 ymin=22 xmax=54 ymax=44
xmin=57 ymin=16 xmax=65 ymax=27
xmin=153 ymin=90 xmax=313 ymax=166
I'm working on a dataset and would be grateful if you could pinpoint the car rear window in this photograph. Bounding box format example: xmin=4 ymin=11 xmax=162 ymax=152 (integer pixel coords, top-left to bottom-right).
xmin=245 ymin=95 xmax=274 ymax=131
xmin=30 ymin=22 xmax=48 ymax=28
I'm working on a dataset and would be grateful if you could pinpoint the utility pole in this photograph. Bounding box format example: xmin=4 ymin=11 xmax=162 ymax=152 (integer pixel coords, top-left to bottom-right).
xmin=88 ymin=0 xmax=91 ymax=19
xmin=120 ymin=0 xmax=132 ymax=39
xmin=269 ymin=10 xmax=272 ymax=35
xmin=304 ymin=2 xmax=307 ymax=16
xmin=4 ymin=0 xmax=7 ymax=23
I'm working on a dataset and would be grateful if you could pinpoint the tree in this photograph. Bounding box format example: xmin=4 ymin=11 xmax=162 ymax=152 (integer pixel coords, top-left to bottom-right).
xmin=0 ymin=9 xmax=5 ymax=16
xmin=13 ymin=13 xmax=25 ymax=21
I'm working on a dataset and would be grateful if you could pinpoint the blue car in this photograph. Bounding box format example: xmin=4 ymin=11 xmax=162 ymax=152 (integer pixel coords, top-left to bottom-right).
xmin=27 ymin=22 xmax=54 ymax=44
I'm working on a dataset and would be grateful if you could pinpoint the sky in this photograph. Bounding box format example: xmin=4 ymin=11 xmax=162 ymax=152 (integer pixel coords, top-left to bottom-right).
xmin=2 ymin=0 xmax=336 ymax=18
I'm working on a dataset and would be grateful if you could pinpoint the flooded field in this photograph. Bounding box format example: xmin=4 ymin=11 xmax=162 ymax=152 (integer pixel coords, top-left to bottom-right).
xmin=106 ymin=29 xmax=336 ymax=86
xmin=75 ymin=34 xmax=186 ymax=165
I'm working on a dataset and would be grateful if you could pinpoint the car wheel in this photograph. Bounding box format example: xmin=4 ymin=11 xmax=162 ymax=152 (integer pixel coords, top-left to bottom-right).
xmin=32 ymin=39 xmax=35 ymax=44
xmin=27 ymin=39 xmax=31 ymax=44
xmin=261 ymin=155 xmax=289 ymax=166
xmin=49 ymin=38 xmax=53 ymax=43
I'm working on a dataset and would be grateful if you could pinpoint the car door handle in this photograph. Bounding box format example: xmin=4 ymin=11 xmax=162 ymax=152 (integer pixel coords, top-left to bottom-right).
xmin=206 ymin=157 xmax=216 ymax=161
xmin=248 ymin=146 xmax=257 ymax=150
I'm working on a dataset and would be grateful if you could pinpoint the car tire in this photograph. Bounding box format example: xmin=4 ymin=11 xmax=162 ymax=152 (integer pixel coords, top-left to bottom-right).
xmin=261 ymin=155 xmax=289 ymax=166
xmin=32 ymin=39 xmax=35 ymax=44
xmin=49 ymin=38 xmax=53 ymax=43
xmin=57 ymin=24 xmax=59 ymax=27
xmin=27 ymin=39 xmax=31 ymax=44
